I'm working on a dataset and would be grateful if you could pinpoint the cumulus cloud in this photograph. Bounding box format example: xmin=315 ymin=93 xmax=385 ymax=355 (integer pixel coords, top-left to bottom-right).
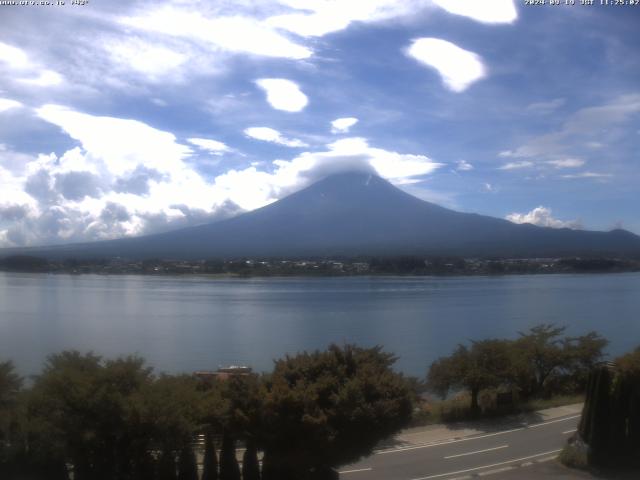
xmin=0 ymin=204 xmax=30 ymax=222
xmin=188 ymin=138 xmax=232 ymax=155
xmin=499 ymin=161 xmax=534 ymax=170
xmin=54 ymin=171 xmax=103 ymax=201
xmin=36 ymin=104 xmax=192 ymax=176
xmin=331 ymin=117 xmax=359 ymax=134
xmin=0 ymin=121 xmax=442 ymax=246
xmin=255 ymin=78 xmax=308 ymax=112
xmin=406 ymin=38 xmax=486 ymax=92
xmin=213 ymin=137 xmax=442 ymax=211
xmin=114 ymin=166 xmax=166 ymax=196
xmin=507 ymin=206 xmax=582 ymax=229
xmin=432 ymin=0 xmax=517 ymax=24
xmin=546 ymin=158 xmax=584 ymax=169
xmin=0 ymin=105 xmax=247 ymax=247
xmin=0 ymin=98 xmax=23 ymax=112
xmin=244 ymin=127 xmax=308 ymax=147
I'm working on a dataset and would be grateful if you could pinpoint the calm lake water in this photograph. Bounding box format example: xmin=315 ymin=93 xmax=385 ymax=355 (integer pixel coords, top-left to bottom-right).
xmin=1 ymin=272 xmax=639 ymax=377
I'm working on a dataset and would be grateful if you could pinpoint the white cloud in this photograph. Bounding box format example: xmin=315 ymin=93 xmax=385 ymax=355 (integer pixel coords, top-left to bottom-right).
xmin=255 ymin=78 xmax=308 ymax=112
xmin=562 ymin=172 xmax=613 ymax=179
xmin=120 ymin=8 xmax=312 ymax=59
xmin=331 ymin=117 xmax=359 ymax=134
xmin=36 ymin=104 xmax=192 ymax=176
xmin=0 ymin=42 xmax=31 ymax=70
xmin=17 ymin=70 xmax=63 ymax=87
xmin=406 ymin=38 xmax=486 ymax=92
xmin=0 ymin=42 xmax=64 ymax=86
xmin=0 ymin=106 xmax=253 ymax=246
xmin=244 ymin=127 xmax=308 ymax=147
xmin=212 ymin=137 xmax=443 ymax=211
xmin=456 ymin=160 xmax=473 ymax=171
xmin=507 ymin=206 xmax=582 ymax=229
xmin=499 ymin=161 xmax=534 ymax=170
xmin=0 ymin=98 xmax=23 ymax=112
xmin=1 ymin=114 xmax=442 ymax=246
xmin=107 ymin=38 xmax=189 ymax=79
xmin=546 ymin=158 xmax=584 ymax=169
xmin=267 ymin=0 xmax=424 ymax=37
xmin=268 ymin=0 xmax=516 ymax=38
xmin=432 ymin=0 xmax=517 ymax=24
xmin=188 ymin=138 xmax=232 ymax=155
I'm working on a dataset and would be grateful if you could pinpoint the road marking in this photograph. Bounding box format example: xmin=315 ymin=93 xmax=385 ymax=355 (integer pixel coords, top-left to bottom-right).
xmin=526 ymin=416 xmax=581 ymax=428
xmin=477 ymin=466 xmax=514 ymax=476
xmin=376 ymin=415 xmax=579 ymax=455
xmin=339 ymin=468 xmax=373 ymax=474
xmin=408 ymin=449 xmax=562 ymax=480
xmin=562 ymin=429 xmax=577 ymax=435
xmin=444 ymin=444 xmax=508 ymax=459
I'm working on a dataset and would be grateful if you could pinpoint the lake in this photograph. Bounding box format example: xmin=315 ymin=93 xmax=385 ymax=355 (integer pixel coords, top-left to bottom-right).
xmin=1 ymin=272 xmax=638 ymax=377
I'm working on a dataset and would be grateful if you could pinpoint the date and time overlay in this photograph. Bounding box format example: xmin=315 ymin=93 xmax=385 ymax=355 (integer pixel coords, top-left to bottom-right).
xmin=1 ymin=0 xmax=639 ymax=7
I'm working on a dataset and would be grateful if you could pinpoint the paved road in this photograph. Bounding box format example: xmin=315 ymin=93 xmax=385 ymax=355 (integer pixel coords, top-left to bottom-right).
xmin=339 ymin=413 xmax=580 ymax=480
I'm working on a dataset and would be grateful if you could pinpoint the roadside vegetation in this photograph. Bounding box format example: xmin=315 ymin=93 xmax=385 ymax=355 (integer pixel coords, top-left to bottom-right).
xmin=422 ymin=324 xmax=607 ymax=422
xmin=1 ymin=328 xmax=636 ymax=479
xmin=0 ymin=344 xmax=412 ymax=480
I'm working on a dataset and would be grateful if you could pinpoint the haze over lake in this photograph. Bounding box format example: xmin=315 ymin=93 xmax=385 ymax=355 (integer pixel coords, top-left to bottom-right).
xmin=2 ymin=272 xmax=639 ymax=378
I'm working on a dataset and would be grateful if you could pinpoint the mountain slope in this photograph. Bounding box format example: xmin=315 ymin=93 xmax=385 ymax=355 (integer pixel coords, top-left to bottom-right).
xmin=3 ymin=172 xmax=640 ymax=259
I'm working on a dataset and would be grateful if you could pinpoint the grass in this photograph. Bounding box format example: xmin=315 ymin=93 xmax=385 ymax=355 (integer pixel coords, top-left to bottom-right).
xmin=410 ymin=393 xmax=584 ymax=427
xmin=559 ymin=443 xmax=589 ymax=470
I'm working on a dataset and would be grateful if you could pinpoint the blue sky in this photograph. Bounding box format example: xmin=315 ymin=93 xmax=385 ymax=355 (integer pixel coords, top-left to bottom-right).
xmin=0 ymin=0 xmax=639 ymax=247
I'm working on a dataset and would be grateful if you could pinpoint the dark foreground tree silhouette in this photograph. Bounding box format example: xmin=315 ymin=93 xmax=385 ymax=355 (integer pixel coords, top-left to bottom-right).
xmin=260 ymin=344 xmax=413 ymax=479
xmin=201 ymin=432 xmax=218 ymax=480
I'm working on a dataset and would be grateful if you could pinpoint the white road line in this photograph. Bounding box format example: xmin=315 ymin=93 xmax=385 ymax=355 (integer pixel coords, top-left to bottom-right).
xmin=339 ymin=467 xmax=373 ymax=474
xmin=409 ymin=449 xmax=562 ymax=480
xmin=376 ymin=415 xmax=580 ymax=455
xmin=444 ymin=445 xmax=508 ymax=459
xmin=526 ymin=416 xmax=581 ymax=428
xmin=562 ymin=429 xmax=577 ymax=435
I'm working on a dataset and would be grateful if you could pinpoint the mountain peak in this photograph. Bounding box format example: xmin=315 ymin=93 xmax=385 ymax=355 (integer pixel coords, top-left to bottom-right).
xmin=3 ymin=172 xmax=640 ymax=260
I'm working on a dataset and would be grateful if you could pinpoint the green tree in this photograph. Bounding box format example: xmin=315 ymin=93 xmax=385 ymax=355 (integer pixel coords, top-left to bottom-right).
xmin=512 ymin=324 xmax=568 ymax=397
xmin=562 ymin=331 xmax=608 ymax=392
xmin=261 ymin=344 xmax=412 ymax=478
xmin=427 ymin=340 xmax=512 ymax=414
xmin=27 ymin=352 xmax=157 ymax=480
xmin=0 ymin=361 xmax=24 ymax=477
